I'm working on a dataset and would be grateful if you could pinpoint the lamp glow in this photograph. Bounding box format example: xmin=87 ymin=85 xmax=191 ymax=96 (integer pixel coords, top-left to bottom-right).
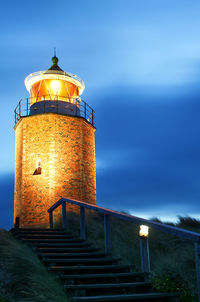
xmin=139 ymin=225 xmax=149 ymax=237
xmin=51 ymin=80 xmax=60 ymax=92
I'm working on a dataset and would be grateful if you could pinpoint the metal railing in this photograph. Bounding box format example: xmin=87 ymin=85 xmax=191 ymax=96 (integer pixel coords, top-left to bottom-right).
xmin=48 ymin=198 xmax=200 ymax=301
xmin=14 ymin=95 xmax=95 ymax=127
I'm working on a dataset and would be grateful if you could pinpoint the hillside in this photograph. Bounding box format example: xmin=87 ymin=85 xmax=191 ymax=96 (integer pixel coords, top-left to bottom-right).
xmin=0 ymin=215 xmax=199 ymax=302
xmin=0 ymin=229 xmax=71 ymax=302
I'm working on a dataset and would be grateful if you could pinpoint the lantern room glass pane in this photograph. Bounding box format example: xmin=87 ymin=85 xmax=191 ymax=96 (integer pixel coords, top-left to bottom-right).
xmin=30 ymin=79 xmax=79 ymax=105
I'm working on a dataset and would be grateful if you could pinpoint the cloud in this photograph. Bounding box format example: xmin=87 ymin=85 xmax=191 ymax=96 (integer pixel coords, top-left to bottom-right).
xmin=95 ymin=85 xmax=200 ymax=218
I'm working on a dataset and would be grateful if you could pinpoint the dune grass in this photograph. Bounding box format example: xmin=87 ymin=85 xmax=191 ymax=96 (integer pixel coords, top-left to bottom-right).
xmin=0 ymin=229 xmax=71 ymax=302
xmin=58 ymin=211 xmax=199 ymax=302
xmin=0 ymin=297 xmax=10 ymax=302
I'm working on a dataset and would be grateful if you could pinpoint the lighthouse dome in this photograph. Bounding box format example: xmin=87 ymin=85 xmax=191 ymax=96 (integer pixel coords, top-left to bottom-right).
xmin=24 ymin=56 xmax=85 ymax=104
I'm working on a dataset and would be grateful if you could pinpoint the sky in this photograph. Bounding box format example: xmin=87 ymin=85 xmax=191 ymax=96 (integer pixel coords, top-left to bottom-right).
xmin=1 ymin=0 xmax=200 ymax=229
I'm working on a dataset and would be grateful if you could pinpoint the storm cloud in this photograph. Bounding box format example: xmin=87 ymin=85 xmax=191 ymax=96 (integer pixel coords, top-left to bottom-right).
xmin=95 ymin=85 xmax=200 ymax=219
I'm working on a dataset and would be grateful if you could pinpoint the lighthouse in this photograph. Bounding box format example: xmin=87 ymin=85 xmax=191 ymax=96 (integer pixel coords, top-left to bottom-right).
xmin=14 ymin=55 xmax=96 ymax=228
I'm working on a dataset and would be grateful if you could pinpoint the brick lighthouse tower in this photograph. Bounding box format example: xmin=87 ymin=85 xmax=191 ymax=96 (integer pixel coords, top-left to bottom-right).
xmin=14 ymin=55 xmax=96 ymax=228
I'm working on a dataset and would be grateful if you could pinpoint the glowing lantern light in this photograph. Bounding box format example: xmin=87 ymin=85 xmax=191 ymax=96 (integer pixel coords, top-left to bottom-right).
xmin=139 ymin=225 xmax=149 ymax=237
xmin=51 ymin=80 xmax=60 ymax=93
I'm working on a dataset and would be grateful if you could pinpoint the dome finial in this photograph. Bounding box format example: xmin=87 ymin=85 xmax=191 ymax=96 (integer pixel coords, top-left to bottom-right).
xmin=52 ymin=48 xmax=58 ymax=66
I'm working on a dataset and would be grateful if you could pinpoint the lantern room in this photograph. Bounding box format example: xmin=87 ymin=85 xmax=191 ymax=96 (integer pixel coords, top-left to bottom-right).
xmin=24 ymin=55 xmax=85 ymax=110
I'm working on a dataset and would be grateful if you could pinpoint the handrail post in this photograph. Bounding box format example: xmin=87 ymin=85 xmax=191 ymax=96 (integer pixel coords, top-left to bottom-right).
xmin=62 ymin=201 xmax=67 ymax=229
xmin=139 ymin=236 xmax=150 ymax=273
xmin=27 ymin=98 xmax=28 ymax=115
xmin=104 ymin=214 xmax=111 ymax=254
xmin=49 ymin=212 xmax=53 ymax=229
xmin=92 ymin=109 xmax=94 ymax=126
xmin=194 ymin=242 xmax=200 ymax=302
xmin=80 ymin=207 xmax=86 ymax=240
xmin=19 ymin=100 xmax=21 ymax=117
xmin=84 ymin=102 xmax=86 ymax=119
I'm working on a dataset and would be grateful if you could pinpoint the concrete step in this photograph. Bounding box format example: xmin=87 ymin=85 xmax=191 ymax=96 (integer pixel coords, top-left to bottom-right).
xmin=60 ymin=272 xmax=148 ymax=283
xmin=36 ymin=247 xmax=100 ymax=253
xmin=30 ymin=242 xmax=91 ymax=248
xmin=43 ymin=257 xmax=120 ymax=265
xmin=65 ymin=281 xmax=151 ymax=290
xmin=73 ymin=293 xmax=180 ymax=302
xmin=11 ymin=228 xmax=65 ymax=232
xmin=49 ymin=264 xmax=132 ymax=273
xmin=66 ymin=281 xmax=152 ymax=297
xmin=16 ymin=234 xmax=74 ymax=239
xmin=20 ymin=238 xmax=85 ymax=243
xmin=37 ymin=252 xmax=109 ymax=258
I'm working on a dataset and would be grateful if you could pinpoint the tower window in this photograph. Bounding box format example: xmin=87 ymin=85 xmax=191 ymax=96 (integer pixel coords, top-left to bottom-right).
xmin=33 ymin=159 xmax=42 ymax=175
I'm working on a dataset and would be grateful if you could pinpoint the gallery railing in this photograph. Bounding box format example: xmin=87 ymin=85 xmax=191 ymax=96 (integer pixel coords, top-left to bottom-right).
xmin=48 ymin=198 xmax=200 ymax=301
xmin=14 ymin=95 xmax=95 ymax=127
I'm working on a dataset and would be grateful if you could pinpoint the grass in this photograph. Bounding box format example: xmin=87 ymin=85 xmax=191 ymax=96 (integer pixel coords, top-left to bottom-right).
xmin=0 ymin=297 xmax=10 ymax=302
xmin=0 ymin=229 xmax=71 ymax=302
xmin=56 ymin=211 xmax=199 ymax=302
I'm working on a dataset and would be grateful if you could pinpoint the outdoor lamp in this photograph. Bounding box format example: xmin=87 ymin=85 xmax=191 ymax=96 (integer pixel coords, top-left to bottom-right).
xmin=139 ymin=225 xmax=149 ymax=237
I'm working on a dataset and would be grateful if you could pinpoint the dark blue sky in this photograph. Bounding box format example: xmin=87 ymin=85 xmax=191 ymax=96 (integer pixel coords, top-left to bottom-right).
xmin=1 ymin=0 xmax=200 ymax=229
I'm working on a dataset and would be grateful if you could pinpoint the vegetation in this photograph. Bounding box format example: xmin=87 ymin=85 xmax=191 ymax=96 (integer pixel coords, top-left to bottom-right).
xmin=0 ymin=297 xmax=10 ymax=302
xmin=0 ymin=229 xmax=71 ymax=302
xmin=60 ymin=212 xmax=199 ymax=302
xmin=1 ymin=214 xmax=199 ymax=301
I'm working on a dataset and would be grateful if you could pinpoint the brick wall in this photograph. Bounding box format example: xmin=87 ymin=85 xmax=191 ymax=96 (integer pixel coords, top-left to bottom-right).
xmin=14 ymin=113 xmax=96 ymax=227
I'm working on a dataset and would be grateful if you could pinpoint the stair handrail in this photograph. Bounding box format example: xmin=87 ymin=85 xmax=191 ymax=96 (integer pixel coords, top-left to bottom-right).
xmin=48 ymin=197 xmax=200 ymax=301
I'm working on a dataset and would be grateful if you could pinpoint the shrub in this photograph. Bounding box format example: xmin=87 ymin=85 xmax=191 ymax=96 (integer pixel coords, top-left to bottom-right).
xmin=152 ymin=273 xmax=196 ymax=302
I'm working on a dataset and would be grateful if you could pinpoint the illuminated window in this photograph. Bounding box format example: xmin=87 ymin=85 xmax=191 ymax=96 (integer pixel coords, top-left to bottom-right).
xmin=33 ymin=159 xmax=42 ymax=175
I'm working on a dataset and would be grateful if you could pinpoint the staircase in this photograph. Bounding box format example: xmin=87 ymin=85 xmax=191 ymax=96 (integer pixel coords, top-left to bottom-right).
xmin=11 ymin=228 xmax=180 ymax=302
